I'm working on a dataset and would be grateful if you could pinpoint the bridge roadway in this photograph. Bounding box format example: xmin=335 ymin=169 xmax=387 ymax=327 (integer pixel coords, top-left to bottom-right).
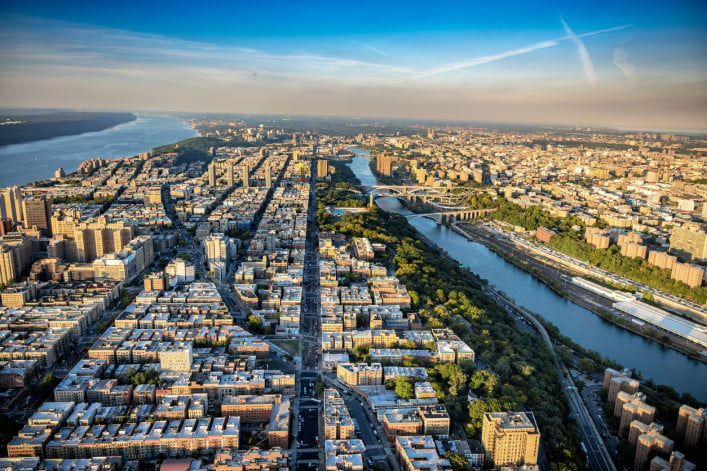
xmin=405 ymin=208 xmax=495 ymax=224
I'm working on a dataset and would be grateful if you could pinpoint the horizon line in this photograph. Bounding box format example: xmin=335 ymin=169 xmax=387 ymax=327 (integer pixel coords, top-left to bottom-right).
xmin=2 ymin=105 xmax=706 ymax=136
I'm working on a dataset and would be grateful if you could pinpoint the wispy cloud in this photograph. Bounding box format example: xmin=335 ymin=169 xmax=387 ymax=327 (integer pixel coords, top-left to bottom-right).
xmin=0 ymin=13 xmax=634 ymax=87
xmin=352 ymin=40 xmax=387 ymax=57
xmin=0 ymin=15 xmax=410 ymax=81
xmin=561 ymin=18 xmax=597 ymax=86
xmin=612 ymin=48 xmax=636 ymax=82
xmin=415 ymin=24 xmax=630 ymax=79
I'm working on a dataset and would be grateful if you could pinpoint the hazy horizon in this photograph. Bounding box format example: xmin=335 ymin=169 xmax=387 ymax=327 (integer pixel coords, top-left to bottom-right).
xmin=1 ymin=1 xmax=706 ymax=132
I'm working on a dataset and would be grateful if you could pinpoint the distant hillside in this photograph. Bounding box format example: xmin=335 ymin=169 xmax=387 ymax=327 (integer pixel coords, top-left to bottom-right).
xmin=0 ymin=112 xmax=136 ymax=146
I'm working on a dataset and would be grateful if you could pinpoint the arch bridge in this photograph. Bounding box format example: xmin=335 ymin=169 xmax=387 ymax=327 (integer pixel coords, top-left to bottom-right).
xmin=364 ymin=184 xmax=466 ymax=206
xmin=406 ymin=208 xmax=495 ymax=225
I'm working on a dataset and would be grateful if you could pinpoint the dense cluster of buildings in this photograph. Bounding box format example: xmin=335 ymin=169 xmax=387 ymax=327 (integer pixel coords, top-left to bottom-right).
xmin=4 ymin=281 xmax=295 ymax=460
xmin=603 ymin=368 xmax=698 ymax=470
xmin=318 ymin=229 xmax=540 ymax=469
xmin=357 ymin=128 xmax=707 ymax=290
xmin=0 ymin=135 xmax=310 ymax=470
xmin=1 ymin=120 xmax=704 ymax=471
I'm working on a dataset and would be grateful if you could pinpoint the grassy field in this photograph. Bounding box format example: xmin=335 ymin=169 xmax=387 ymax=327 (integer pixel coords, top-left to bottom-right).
xmin=272 ymin=339 xmax=299 ymax=355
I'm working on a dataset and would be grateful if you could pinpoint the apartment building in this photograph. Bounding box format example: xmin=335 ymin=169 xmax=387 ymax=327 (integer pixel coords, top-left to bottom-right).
xmin=481 ymin=411 xmax=540 ymax=467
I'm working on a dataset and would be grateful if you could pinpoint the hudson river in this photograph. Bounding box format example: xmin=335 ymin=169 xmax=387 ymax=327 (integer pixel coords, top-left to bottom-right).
xmin=349 ymin=148 xmax=707 ymax=401
xmin=0 ymin=115 xmax=199 ymax=187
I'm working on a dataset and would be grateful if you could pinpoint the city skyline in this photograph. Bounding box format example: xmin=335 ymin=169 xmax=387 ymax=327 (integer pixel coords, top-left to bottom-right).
xmin=0 ymin=1 xmax=706 ymax=131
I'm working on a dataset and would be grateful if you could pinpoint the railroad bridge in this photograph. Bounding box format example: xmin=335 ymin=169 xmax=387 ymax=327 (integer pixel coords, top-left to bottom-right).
xmin=406 ymin=208 xmax=495 ymax=225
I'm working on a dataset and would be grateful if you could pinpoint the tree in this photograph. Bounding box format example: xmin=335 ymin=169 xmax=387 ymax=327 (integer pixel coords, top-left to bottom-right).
xmin=469 ymin=369 xmax=499 ymax=395
xmin=245 ymin=314 xmax=263 ymax=334
xmin=444 ymin=451 xmax=469 ymax=471
xmin=394 ymin=377 xmax=414 ymax=399
xmin=314 ymin=376 xmax=324 ymax=397
xmin=436 ymin=363 xmax=468 ymax=396
xmin=352 ymin=345 xmax=370 ymax=363
xmin=577 ymin=358 xmax=596 ymax=373
xmin=467 ymin=398 xmax=502 ymax=437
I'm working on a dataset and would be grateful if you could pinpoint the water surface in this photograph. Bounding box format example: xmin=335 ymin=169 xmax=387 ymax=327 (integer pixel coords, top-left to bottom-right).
xmin=349 ymin=148 xmax=707 ymax=401
xmin=0 ymin=115 xmax=198 ymax=187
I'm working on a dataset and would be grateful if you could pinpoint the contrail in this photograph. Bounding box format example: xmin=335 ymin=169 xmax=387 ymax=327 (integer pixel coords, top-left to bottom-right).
xmin=612 ymin=48 xmax=636 ymax=81
xmin=352 ymin=40 xmax=387 ymax=57
xmin=416 ymin=24 xmax=631 ymax=79
xmin=415 ymin=39 xmax=558 ymax=78
xmin=561 ymin=18 xmax=597 ymax=86
xmin=576 ymin=24 xmax=632 ymax=40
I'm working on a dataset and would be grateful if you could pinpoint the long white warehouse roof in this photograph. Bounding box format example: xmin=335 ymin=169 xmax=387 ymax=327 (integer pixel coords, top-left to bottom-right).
xmin=613 ymin=301 xmax=707 ymax=349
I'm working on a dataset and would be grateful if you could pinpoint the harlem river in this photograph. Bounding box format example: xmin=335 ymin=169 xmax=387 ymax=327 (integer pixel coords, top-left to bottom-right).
xmin=0 ymin=114 xmax=198 ymax=187
xmin=349 ymin=148 xmax=707 ymax=401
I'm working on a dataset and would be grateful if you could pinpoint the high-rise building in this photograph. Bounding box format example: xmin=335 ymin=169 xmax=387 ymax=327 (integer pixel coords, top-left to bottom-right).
xmin=649 ymin=451 xmax=697 ymax=471
xmin=265 ymin=165 xmax=272 ymax=188
xmin=603 ymin=367 xmax=632 ymax=387
xmin=615 ymin=391 xmax=655 ymax=436
xmin=317 ymin=159 xmax=329 ymax=178
xmin=670 ymin=223 xmax=707 ymax=262
xmin=0 ymin=186 xmax=23 ymax=223
xmin=648 ymin=251 xmax=678 ymax=271
xmin=226 ymin=163 xmax=235 ymax=187
xmin=604 ymin=367 xmax=640 ymax=403
xmin=629 ymin=421 xmax=663 ymax=446
xmin=635 ymin=428 xmax=673 ymax=471
xmin=671 ymin=263 xmax=705 ymax=288
xmin=204 ymin=233 xmax=229 ymax=265
xmin=376 ymin=153 xmax=394 ymax=177
xmin=481 ymin=411 xmax=540 ymax=467
xmin=242 ymin=164 xmax=250 ymax=188
xmin=53 ymin=217 xmax=133 ymax=263
xmin=23 ymin=197 xmax=52 ymax=236
xmin=676 ymin=405 xmax=706 ymax=448
xmin=208 ymin=162 xmax=217 ymax=186
xmin=0 ymin=246 xmax=15 ymax=285
xmin=0 ymin=233 xmax=37 ymax=284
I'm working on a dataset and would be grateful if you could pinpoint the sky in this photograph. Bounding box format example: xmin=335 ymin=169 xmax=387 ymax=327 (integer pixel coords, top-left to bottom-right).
xmin=0 ymin=0 xmax=706 ymax=131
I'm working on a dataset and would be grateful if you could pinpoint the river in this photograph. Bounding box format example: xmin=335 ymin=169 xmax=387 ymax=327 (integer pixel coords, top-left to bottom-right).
xmin=349 ymin=148 xmax=707 ymax=401
xmin=0 ymin=115 xmax=199 ymax=187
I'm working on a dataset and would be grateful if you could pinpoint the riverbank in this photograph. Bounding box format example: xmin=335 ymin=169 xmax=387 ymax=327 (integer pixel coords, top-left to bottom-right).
xmin=0 ymin=112 xmax=136 ymax=146
xmin=453 ymin=222 xmax=707 ymax=364
xmin=351 ymin=147 xmax=707 ymax=401
xmin=0 ymin=115 xmax=198 ymax=187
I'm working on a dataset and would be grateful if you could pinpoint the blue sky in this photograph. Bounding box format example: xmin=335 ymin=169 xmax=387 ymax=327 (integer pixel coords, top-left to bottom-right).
xmin=1 ymin=1 xmax=706 ymax=130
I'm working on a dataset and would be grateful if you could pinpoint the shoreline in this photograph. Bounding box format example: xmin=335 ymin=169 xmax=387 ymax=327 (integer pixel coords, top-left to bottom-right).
xmin=450 ymin=221 xmax=707 ymax=364
xmin=0 ymin=115 xmax=198 ymax=187
xmin=0 ymin=113 xmax=137 ymax=147
xmin=358 ymin=148 xmax=707 ymax=372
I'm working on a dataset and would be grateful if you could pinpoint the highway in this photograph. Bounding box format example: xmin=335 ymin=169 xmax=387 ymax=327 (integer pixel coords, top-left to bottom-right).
xmin=475 ymin=222 xmax=707 ymax=323
xmin=486 ymin=286 xmax=618 ymax=471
